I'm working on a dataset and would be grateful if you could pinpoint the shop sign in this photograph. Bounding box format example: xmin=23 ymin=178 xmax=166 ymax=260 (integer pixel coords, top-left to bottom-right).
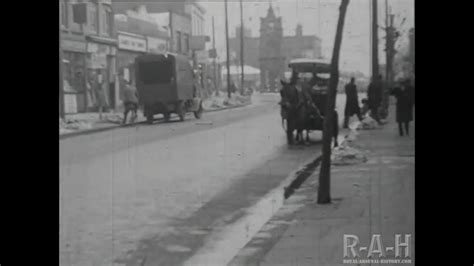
xmin=195 ymin=50 xmax=209 ymax=62
xmin=147 ymin=37 xmax=168 ymax=54
xmin=87 ymin=43 xmax=114 ymax=54
xmin=189 ymin=36 xmax=210 ymax=51
xmin=62 ymin=40 xmax=86 ymax=52
xmin=118 ymin=34 xmax=147 ymax=52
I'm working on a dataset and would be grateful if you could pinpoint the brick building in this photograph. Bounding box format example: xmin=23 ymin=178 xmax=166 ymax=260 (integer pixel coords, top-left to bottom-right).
xmin=60 ymin=0 xmax=117 ymax=114
xmin=112 ymin=0 xmax=207 ymax=59
xmin=229 ymin=5 xmax=322 ymax=91
xmin=114 ymin=8 xmax=169 ymax=97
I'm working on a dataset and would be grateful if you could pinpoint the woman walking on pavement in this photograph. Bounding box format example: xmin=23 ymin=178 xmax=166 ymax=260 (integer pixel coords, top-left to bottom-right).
xmin=344 ymin=77 xmax=363 ymax=128
xmin=391 ymin=78 xmax=415 ymax=136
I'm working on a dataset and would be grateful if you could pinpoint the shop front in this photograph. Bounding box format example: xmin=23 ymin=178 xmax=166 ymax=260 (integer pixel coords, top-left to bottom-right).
xmin=116 ymin=32 xmax=147 ymax=102
xmin=61 ymin=38 xmax=87 ymax=114
xmin=86 ymin=37 xmax=117 ymax=111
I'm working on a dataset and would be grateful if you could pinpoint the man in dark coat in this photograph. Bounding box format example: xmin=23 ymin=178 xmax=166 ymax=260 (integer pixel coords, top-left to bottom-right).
xmin=122 ymin=80 xmax=139 ymax=124
xmin=390 ymin=78 xmax=415 ymax=136
xmin=367 ymin=74 xmax=383 ymax=124
xmin=343 ymin=77 xmax=363 ymax=128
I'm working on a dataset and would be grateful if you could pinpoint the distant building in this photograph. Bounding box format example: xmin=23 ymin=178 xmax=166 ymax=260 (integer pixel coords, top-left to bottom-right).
xmin=228 ymin=5 xmax=322 ymax=91
xmin=235 ymin=26 xmax=252 ymax=39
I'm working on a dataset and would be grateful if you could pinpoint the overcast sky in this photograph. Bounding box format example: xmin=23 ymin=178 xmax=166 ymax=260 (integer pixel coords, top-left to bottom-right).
xmin=198 ymin=0 xmax=414 ymax=76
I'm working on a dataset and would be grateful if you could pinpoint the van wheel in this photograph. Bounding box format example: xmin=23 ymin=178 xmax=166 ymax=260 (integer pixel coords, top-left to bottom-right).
xmin=164 ymin=112 xmax=170 ymax=122
xmin=194 ymin=103 xmax=203 ymax=119
xmin=177 ymin=102 xmax=185 ymax=121
xmin=146 ymin=114 xmax=153 ymax=124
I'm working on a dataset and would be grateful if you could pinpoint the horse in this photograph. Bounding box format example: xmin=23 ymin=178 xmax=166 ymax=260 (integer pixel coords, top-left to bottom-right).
xmin=280 ymin=80 xmax=305 ymax=145
xmin=280 ymin=80 xmax=339 ymax=147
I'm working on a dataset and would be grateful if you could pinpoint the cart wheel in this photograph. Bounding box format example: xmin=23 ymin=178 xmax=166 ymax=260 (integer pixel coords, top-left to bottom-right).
xmin=177 ymin=102 xmax=185 ymax=122
xmin=194 ymin=103 xmax=203 ymax=119
xmin=146 ymin=114 xmax=153 ymax=124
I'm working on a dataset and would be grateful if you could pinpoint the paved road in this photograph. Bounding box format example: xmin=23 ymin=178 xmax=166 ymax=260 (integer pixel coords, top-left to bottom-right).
xmin=59 ymin=93 xmax=351 ymax=266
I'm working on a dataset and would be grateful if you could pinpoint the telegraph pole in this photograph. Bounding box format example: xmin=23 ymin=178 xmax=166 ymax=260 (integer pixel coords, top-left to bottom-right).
xmin=382 ymin=0 xmax=390 ymax=118
xmin=385 ymin=0 xmax=389 ymax=84
xmin=240 ymin=0 xmax=245 ymax=95
xmin=224 ymin=0 xmax=231 ymax=98
xmin=212 ymin=16 xmax=219 ymax=96
xmin=371 ymin=0 xmax=379 ymax=79
xmin=384 ymin=2 xmax=400 ymax=114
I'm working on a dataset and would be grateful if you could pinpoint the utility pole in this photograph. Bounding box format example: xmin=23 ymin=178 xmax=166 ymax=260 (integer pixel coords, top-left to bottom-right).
xmin=384 ymin=3 xmax=400 ymax=113
xmin=371 ymin=0 xmax=379 ymax=79
xmin=382 ymin=0 xmax=390 ymax=118
xmin=318 ymin=0 xmax=350 ymax=204
xmin=212 ymin=16 xmax=219 ymax=96
xmin=59 ymin=13 xmax=65 ymax=120
xmin=224 ymin=0 xmax=231 ymax=98
xmin=240 ymin=0 xmax=245 ymax=95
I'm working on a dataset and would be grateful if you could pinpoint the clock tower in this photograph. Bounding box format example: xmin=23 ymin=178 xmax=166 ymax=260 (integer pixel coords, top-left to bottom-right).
xmin=259 ymin=3 xmax=284 ymax=92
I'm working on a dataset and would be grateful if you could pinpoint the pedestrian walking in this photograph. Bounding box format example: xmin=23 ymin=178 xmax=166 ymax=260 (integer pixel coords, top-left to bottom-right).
xmin=367 ymin=74 xmax=383 ymax=124
xmin=343 ymin=77 xmax=363 ymax=128
xmin=390 ymin=78 xmax=414 ymax=136
xmin=122 ymin=80 xmax=139 ymax=125
xmin=86 ymin=76 xmax=97 ymax=110
xmin=95 ymin=72 xmax=109 ymax=120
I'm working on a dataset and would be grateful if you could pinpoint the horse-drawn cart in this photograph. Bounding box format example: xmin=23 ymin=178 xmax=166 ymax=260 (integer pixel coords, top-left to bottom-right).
xmin=280 ymin=58 xmax=339 ymax=145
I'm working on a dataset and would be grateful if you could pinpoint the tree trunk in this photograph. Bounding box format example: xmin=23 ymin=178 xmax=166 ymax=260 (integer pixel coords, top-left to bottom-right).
xmin=317 ymin=0 xmax=350 ymax=204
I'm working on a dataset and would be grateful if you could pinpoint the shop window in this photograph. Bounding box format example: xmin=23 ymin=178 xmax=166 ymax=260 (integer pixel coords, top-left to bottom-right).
xmin=69 ymin=0 xmax=83 ymax=33
xmin=89 ymin=3 xmax=98 ymax=34
xmin=102 ymin=6 xmax=112 ymax=37
xmin=183 ymin=33 xmax=189 ymax=55
xmin=60 ymin=0 xmax=68 ymax=28
xmin=176 ymin=31 xmax=182 ymax=53
xmin=63 ymin=52 xmax=86 ymax=93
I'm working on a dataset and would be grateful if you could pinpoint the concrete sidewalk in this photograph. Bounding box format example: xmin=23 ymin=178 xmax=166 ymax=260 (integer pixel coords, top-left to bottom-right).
xmin=230 ymin=109 xmax=415 ymax=266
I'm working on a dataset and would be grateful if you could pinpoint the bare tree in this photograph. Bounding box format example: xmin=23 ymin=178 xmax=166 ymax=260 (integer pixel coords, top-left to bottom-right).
xmin=318 ymin=0 xmax=350 ymax=204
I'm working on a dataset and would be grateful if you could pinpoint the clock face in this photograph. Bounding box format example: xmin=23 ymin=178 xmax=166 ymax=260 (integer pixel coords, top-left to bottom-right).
xmin=268 ymin=22 xmax=274 ymax=29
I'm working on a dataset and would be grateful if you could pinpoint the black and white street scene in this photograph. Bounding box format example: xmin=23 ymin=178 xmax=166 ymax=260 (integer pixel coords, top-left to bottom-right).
xmin=59 ymin=0 xmax=414 ymax=265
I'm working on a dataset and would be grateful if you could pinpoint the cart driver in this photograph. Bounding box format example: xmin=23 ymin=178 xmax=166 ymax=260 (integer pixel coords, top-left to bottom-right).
xmin=303 ymin=72 xmax=322 ymax=117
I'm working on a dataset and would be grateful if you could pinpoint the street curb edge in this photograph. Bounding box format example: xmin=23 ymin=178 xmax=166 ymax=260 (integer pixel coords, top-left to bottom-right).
xmin=59 ymin=103 xmax=252 ymax=140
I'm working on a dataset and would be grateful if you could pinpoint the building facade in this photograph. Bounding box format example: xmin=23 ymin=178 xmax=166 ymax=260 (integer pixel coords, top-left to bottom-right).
xmin=259 ymin=5 xmax=284 ymax=92
xmin=60 ymin=0 xmax=117 ymax=114
xmin=113 ymin=1 xmax=207 ymax=62
xmin=114 ymin=11 xmax=169 ymax=92
xmin=228 ymin=5 xmax=322 ymax=91
xmin=185 ymin=3 xmax=206 ymax=37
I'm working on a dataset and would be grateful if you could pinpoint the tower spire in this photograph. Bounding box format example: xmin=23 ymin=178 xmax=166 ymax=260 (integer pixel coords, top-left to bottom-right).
xmin=267 ymin=0 xmax=275 ymax=18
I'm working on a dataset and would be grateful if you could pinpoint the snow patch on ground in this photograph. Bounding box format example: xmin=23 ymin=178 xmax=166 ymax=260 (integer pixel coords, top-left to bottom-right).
xmin=332 ymin=143 xmax=367 ymax=165
xmin=202 ymin=93 xmax=252 ymax=110
xmin=357 ymin=116 xmax=378 ymax=130
xmin=165 ymin=245 xmax=192 ymax=253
